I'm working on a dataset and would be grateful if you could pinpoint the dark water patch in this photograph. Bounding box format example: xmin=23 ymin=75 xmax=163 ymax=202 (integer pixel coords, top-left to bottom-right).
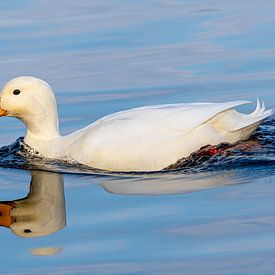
xmin=0 ymin=118 xmax=274 ymax=176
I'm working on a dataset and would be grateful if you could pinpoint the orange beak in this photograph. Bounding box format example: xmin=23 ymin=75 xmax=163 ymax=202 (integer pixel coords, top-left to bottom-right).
xmin=0 ymin=108 xmax=7 ymax=116
xmin=0 ymin=202 xmax=16 ymax=228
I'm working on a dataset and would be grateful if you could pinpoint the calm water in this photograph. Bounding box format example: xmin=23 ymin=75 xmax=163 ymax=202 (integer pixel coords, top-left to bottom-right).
xmin=0 ymin=1 xmax=274 ymax=274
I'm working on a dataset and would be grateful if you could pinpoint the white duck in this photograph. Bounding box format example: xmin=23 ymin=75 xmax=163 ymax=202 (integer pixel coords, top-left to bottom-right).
xmin=0 ymin=76 xmax=273 ymax=172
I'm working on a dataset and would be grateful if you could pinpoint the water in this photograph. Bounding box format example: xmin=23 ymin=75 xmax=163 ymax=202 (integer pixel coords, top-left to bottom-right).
xmin=0 ymin=1 xmax=274 ymax=274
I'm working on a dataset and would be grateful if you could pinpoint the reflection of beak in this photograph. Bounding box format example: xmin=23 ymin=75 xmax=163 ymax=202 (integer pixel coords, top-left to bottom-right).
xmin=0 ymin=202 xmax=16 ymax=227
xmin=0 ymin=108 xmax=7 ymax=116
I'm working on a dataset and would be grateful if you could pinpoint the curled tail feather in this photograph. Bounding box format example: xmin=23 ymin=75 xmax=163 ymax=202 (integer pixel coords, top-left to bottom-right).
xmin=230 ymin=99 xmax=273 ymax=132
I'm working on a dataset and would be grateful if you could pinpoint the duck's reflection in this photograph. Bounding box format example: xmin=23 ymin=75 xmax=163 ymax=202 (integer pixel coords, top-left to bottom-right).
xmin=0 ymin=171 xmax=66 ymax=238
xmin=0 ymin=169 xmax=237 ymax=238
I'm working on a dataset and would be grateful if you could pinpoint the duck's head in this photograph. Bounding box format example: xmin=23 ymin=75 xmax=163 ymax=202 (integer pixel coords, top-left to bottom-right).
xmin=0 ymin=76 xmax=57 ymax=118
xmin=0 ymin=76 xmax=59 ymax=138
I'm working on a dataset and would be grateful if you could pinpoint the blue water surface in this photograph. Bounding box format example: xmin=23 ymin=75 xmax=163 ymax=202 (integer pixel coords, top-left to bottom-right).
xmin=0 ymin=1 xmax=274 ymax=274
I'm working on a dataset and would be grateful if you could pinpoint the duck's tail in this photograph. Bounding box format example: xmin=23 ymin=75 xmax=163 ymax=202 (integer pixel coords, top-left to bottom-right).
xmin=230 ymin=98 xmax=274 ymax=132
xmin=249 ymin=98 xmax=273 ymax=117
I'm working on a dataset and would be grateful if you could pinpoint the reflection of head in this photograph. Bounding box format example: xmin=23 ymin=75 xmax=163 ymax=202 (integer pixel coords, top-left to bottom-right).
xmin=0 ymin=171 xmax=66 ymax=238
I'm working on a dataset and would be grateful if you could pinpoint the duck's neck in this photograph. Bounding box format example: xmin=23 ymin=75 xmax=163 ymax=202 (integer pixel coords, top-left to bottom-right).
xmin=23 ymin=112 xmax=61 ymax=152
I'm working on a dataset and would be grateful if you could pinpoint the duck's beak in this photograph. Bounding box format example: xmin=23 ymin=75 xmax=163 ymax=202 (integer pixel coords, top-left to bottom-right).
xmin=0 ymin=202 xmax=16 ymax=228
xmin=0 ymin=97 xmax=7 ymax=116
xmin=0 ymin=108 xmax=7 ymax=116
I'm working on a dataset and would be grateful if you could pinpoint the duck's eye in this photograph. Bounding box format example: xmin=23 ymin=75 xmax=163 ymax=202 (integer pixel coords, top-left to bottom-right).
xmin=13 ymin=89 xmax=21 ymax=95
xmin=24 ymin=229 xmax=32 ymax=233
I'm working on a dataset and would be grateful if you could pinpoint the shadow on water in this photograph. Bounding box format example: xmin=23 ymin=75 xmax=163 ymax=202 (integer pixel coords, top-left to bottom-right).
xmin=0 ymin=118 xmax=273 ymax=176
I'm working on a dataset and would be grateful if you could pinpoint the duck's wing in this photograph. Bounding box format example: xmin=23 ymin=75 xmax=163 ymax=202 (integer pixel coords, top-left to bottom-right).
xmin=92 ymin=101 xmax=253 ymax=135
